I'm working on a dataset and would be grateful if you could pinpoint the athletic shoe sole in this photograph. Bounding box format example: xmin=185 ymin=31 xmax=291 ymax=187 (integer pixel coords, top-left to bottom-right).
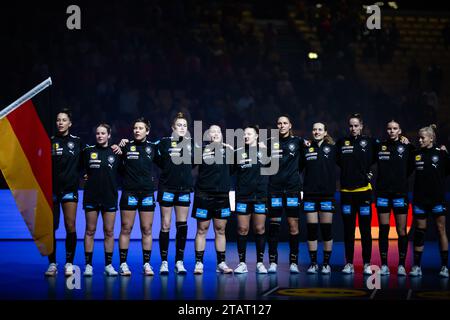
xmin=175 ymin=270 xmax=187 ymax=275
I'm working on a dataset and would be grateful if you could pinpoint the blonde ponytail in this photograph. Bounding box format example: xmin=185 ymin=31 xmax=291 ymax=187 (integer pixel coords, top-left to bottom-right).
xmin=419 ymin=124 xmax=437 ymax=142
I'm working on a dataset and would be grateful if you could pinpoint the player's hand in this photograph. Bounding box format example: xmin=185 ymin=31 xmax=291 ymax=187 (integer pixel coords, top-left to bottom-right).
xmin=222 ymin=143 xmax=234 ymax=151
xmin=111 ymin=144 xmax=122 ymax=155
xmin=400 ymin=136 xmax=410 ymax=144
xmin=118 ymin=139 xmax=129 ymax=148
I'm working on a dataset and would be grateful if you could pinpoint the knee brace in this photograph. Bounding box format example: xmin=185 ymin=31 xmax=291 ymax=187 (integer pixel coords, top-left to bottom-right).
xmin=307 ymin=223 xmax=319 ymax=242
xmin=269 ymin=221 xmax=281 ymax=238
xmin=320 ymin=223 xmax=333 ymax=242
xmin=379 ymin=224 xmax=390 ymax=238
xmin=176 ymin=221 xmax=188 ymax=239
xmin=413 ymin=227 xmax=426 ymax=247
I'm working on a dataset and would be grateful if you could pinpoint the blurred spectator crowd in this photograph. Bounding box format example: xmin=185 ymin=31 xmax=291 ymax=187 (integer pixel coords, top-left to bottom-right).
xmin=1 ymin=0 xmax=449 ymax=147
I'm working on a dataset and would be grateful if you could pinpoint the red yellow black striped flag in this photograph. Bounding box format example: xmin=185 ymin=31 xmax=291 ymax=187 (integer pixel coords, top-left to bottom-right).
xmin=0 ymin=78 xmax=54 ymax=255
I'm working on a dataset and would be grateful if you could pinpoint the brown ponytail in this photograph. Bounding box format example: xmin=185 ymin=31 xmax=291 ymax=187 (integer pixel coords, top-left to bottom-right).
xmin=323 ymin=122 xmax=334 ymax=144
xmin=324 ymin=134 xmax=335 ymax=145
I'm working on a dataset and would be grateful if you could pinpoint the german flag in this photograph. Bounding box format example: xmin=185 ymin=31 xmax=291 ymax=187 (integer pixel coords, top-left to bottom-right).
xmin=0 ymin=78 xmax=53 ymax=255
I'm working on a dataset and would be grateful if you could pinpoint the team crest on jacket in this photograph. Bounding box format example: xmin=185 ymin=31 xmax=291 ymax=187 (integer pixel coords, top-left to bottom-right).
xmin=344 ymin=141 xmax=350 ymax=146
xmin=242 ymin=153 xmax=248 ymax=159
xmin=108 ymin=155 xmax=115 ymax=164
xmin=360 ymin=140 xmax=367 ymax=147
xmin=171 ymin=141 xmax=177 ymax=147
xmin=130 ymin=146 xmax=136 ymax=152
xmin=415 ymin=155 xmax=421 ymax=161
xmin=397 ymin=145 xmax=405 ymax=154
xmin=432 ymin=155 xmax=439 ymax=163
xmin=323 ymin=146 xmax=330 ymax=154
xmin=381 ymin=145 xmax=387 ymax=151
xmin=273 ymin=143 xmax=280 ymax=150
xmin=67 ymin=142 xmax=75 ymax=149
xmin=90 ymin=153 xmax=98 ymax=160
xmin=288 ymin=143 xmax=295 ymax=151
xmin=54 ymin=143 xmax=60 ymax=149
xmin=145 ymin=147 xmax=152 ymax=154
xmin=308 ymin=147 xmax=314 ymax=152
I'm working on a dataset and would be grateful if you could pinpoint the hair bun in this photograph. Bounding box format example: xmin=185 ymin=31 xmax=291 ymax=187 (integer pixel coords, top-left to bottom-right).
xmin=430 ymin=124 xmax=437 ymax=131
xmin=172 ymin=111 xmax=189 ymax=126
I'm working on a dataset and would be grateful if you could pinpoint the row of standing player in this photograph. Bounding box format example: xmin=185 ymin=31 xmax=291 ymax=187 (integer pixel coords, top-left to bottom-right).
xmin=45 ymin=110 xmax=450 ymax=278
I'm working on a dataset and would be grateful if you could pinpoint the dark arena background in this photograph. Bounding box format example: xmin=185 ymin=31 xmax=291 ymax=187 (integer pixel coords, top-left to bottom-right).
xmin=0 ymin=0 xmax=450 ymax=316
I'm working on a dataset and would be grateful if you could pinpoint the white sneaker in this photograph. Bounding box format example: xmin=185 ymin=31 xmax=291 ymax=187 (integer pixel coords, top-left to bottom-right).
xmin=143 ymin=263 xmax=154 ymax=276
xmin=216 ymin=262 xmax=233 ymax=274
xmin=64 ymin=263 xmax=74 ymax=276
xmin=256 ymin=262 xmax=268 ymax=274
xmin=234 ymin=262 xmax=248 ymax=274
xmin=321 ymin=264 xmax=331 ymax=275
xmin=104 ymin=264 xmax=118 ymax=276
xmin=175 ymin=260 xmax=187 ymax=274
xmin=363 ymin=263 xmax=373 ymax=275
xmin=397 ymin=265 xmax=407 ymax=277
xmin=194 ymin=262 xmax=204 ymax=274
xmin=290 ymin=263 xmax=300 ymax=274
xmin=45 ymin=263 xmax=58 ymax=277
xmin=268 ymin=263 xmax=278 ymax=273
xmin=307 ymin=264 xmax=319 ymax=274
xmin=119 ymin=262 xmax=131 ymax=276
xmin=342 ymin=263 xmax=354 ymax=274
xmin=380 ymin=264 xmax=390 ymax=276
xmin=439 ymin=266 xmax=449 ymax=278
xmin=83 ymin=264 xmax=93 ymax=277
xmin=409 ymin=265 xmax=422 ymax=277
xmin=159 ymin=261 xmax=169 ymax=275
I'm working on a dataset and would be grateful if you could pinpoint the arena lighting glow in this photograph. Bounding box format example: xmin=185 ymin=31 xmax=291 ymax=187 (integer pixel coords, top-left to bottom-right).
xmin=308 ymin=52 xmax=318 ymax=59
xmin=388 ymin=2 xmax=398 ymax=9
xmin=316 ymin=3 xmax=322 ymax=9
